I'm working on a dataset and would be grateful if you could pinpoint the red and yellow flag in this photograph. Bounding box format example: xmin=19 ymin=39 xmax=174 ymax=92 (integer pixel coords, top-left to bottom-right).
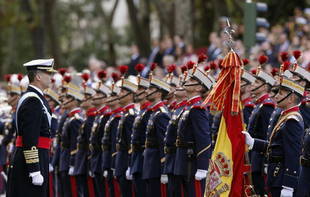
xmin=203 ymin=51 xmax=246 ymax=197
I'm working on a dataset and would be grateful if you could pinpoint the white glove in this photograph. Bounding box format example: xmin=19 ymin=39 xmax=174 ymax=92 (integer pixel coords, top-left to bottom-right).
xmin=280 ymin=186 xmax=294 ymax=197
xmin=89 ymin=171 xmax=95 ymax=178
xmin=68 ymin=166 xmax=74 ymax=176
xmin=242 ymin=131 xmax=254 ymax=150
xmin=49 ymin=164 xmax=54 ymax=172
xmin=126 ymin=168 xmax=133 ymax=180
xmin=160 ymin=174 xmax=168 ymax=184
xmin=29 ymin=171 xmax=44 ymax=186
xmin=195 ymin=169 xmax=207 ymax=181
xmin=264 ymin=164 xmax=268 ymax=174
xmin=103 ymin=170 xmax=108 ymax=178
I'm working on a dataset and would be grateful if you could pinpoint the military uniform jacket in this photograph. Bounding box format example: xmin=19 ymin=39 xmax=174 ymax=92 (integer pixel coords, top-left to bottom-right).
xmin=101 ymin=107 xmax=122 ymax=171
xmin=130 ymin=101 xmax=152 ymax=175
xmin=242 ymin=97 xmax=255 ymax=128
xmin=142 ymin=101 xmax=170 ymax=179
xmin=89 ymin=106 xmax=110 ymax=174
xmin=59 ymin=108 xmax=83 ymax=172
xmin=173 ymin=96 xmax=212 ymax=177
xmin=7 ymin=86 xmax=52 ymax=196
xmin=115 ymin=103 xmax=136 ymax=177
xmin=253 ymin=106 xmax=304 ymax=189
xmin=247 ymin=94 xmax=275 ymax=173
xmin=73 ymin=108 xmax=97 ymax=175
xmin=163 ymin=100 xmax=187 ymax=174
xmin=0 ymin=112 xmax=16 ymax=166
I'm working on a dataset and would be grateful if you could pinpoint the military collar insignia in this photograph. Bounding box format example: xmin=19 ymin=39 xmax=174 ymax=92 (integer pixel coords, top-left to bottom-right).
xmin=111 ymin=107 xmax=123 ymax=115
xmin=255 ymin=93 xmax=269 ymax=104
xmin=140 ymin=101 xmax=152 ymax=110
xmin=187 ymin=96 xmax=202 ymax=106
xmin=86 ymin=107 xmax=97 ymax=117
xmin=123 ymin=103 xmax=135 ymax=112
xmin=168 ymin=101 xmax=177 ymax=110
xmin=98 ymin=105 xmax=110 ymax=115
xmin=281 ymin=106 xmax=299 ymax=116
xmin=68 ymin=108 xmax=81 ymax=117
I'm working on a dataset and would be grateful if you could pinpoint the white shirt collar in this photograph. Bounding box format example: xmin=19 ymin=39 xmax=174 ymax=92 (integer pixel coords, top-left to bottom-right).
xmin=29 ymin=85 xmax=44 ymax=96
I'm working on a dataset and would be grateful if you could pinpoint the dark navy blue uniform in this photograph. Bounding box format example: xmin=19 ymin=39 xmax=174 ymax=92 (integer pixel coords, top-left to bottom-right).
xmin=59 ymin=108 xmax=83 ymax=197
xmin=74 ymin=107 xmax=97 ymax=196
xmin=242 ymin=97 xmax=255 ymax=127
xmin=115 ymin=104 xmax=136 ymax=197
xmin=297 ymin=128 xmax=310 ymax=196
xmin=252 ymin=106 xmax=304 ymax=196
xmin=163 ymin=100 xmax=187 ymax=197
xmin=90 ymin=106 xmax=111 ymax=197
xmin=300 ymin=92 xmax=310 ymax=130
xmin=143 ymin=101 xmax=170 ymax=197
xmin=173 ymin=96 xmax=212 ymax=197
xmin=247 ymin=94 xmax=275 ymax=196
xmin=130 ymin=101 xmax=152 ymax=197
xmin=7 ymin=86 xmax=52 ymax=197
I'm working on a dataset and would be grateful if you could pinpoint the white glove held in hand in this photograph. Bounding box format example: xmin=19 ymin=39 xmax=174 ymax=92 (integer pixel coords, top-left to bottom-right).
xmin=195 ymin=169 xmax=207 ymax=181
xmin=103 ymin=170 xmax=108 ymax=178
xmin=242 ymin=131 xmax=254 ymax=150
xmin=125 ymin=168 xmax=132 ymax=180
xmin=49 ymin=164 xmax=54 ymax=172
xmin=29 ymin=171 xmax=44 ymax=186
xmin=280 ymin=186 xmax=294 ymax=197
xmin=160 ymin=174 xmax=168 ymax=184
xmin=68 ymin=166 xmax=74 ymax=176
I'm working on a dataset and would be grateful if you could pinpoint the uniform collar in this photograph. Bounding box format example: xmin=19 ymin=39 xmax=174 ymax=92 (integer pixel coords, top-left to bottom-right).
xmin=141 ymin=101 xmax=152 ymax=110
xmin=98 ymin=105 xmax=110 ymax=115
xmin=168 ymin=101 xmax=177 ymax=110
xmin=175 ymin=100 xmax=187 ymax=109
xmin=29 ymin=85 xmax=44 ymax=96
xmin=255 ymin=93 xmax=270 ymax=104
xmin=68 ymin=107 xmax=81 ymax=117
xmin=242 ymin=97 xmax=253 ymax=105
xmin=86 ymin=107 xmax=97 ymax=117
xmin=111 ymin=107 xmax=123 ymax=115
xmin=150 ymin=101 xmax=165 ymax=111
xmin=123 ymin=103 xmax=135 ymax=112
xmin=282 ymin=106 xmax=300 ymax=116
xmin=187 ymin=96 xmax=201 ymax=106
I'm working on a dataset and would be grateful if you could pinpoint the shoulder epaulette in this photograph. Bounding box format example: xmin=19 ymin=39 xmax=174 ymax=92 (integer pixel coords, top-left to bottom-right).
xmin=128 ymin=108 xmax=135 ymax=116
xmin=287 ymin=114 xmax=302 ymax=122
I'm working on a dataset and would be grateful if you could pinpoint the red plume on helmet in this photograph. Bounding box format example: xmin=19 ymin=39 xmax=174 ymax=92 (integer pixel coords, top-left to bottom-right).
xmin=292 ymin=50 xmax=301 ymax=60
xmin=81 ymin=73 xmax=90 ymax=82
xmin=271 ymin=68 xmax=279 ymax=77
xmin=97 ymin=70 xmax=107 ymax=80
xmin=282 ymin=61 xmax=291 ymax=72
xmin=242 ymin=58 xmax=249 ymax=66
xmin=258 ymin=55 xmax=268 ymax=65
xmin=135 ymin=64 xmax=145 ymax=73
xmin=280 ymin=52 xmax=289 ymax=62
xmin=210 ymin=61 xmax=217 ymax=70
xmin=204 ymin=66 xmax=210 ymax=72
xmin=118 ymin=65 xmax=129 ymax=76
xmin=186 ymin=61 xmax=195 ymax=70
xmin=17 ymin=74 xmax=23 ymax=81
xmin=58 ymin=68 xmax=67 ymax=76
xmin=198 ymin=53 xmax=208 ymax=64
xmin=4 ymin=74 xmax=11 ymax=82
xmin=51 ymin=78 xmax=55 ymax=84
xmin=180 ymin=65 xmax=187 ymax=74
xmin=111 ymin=72 xmax=120 ymax=83
xmin=150 ymin=63 xmax=157 ymax=71
xmin=251 ymin=69 xmax=257 ymax=75
xmin=218 ymin=59 xmax=223 ymax=69
xmin=63 ymin=75 xmax=72 ymax=83
xmin=167 ymin=64 xmax=176 ymax=74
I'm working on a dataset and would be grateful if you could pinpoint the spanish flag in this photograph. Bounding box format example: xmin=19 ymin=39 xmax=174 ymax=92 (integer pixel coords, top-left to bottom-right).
xmin=203 ymin=51 xmax=246 ymax=196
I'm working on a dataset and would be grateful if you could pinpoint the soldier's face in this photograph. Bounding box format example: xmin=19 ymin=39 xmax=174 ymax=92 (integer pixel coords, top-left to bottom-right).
xmin=81 ymin=94 xmax=93 ymax=109
xmin=251 ymin=79 xmax=265 ymax=98
xmin=174 ymin=86 xmax=186 ymax=99
xmin=38 ymin=71 xmax=52 ymax=90
xmin=274 ymin=89 xmax=290 ymax=108
xmin=92 ymin=92 xmax=106 ymax=106
xmin=135 ymin=88 xmax=147 ymax=102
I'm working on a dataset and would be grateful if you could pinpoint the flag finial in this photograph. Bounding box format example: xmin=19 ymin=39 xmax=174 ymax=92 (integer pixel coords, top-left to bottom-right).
xmin=224 ymin=18 xmax=236 ymax=51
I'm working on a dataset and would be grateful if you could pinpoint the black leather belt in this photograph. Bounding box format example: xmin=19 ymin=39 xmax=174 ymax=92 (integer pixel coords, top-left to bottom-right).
xmin=164 ymin=146 xmax=176 ymax=154
xmin=268 ymin=156 xmax=283 ymax=163
xmin=300 ymin=156 xmax=310 ymax=167
xmin=176 ymin=139 xmax=194 ymax=148
xmin=101 ymin=144 xmax=110 ymax=151
xmin=77 ymin=143 xmax=88 ymax=150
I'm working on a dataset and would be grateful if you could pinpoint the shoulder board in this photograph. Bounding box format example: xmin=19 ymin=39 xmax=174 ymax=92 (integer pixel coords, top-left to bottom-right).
xmin=286 ymin=114 xmax=302 ymax=122
xmin=159 ymin=106 xmax=168 ymax=114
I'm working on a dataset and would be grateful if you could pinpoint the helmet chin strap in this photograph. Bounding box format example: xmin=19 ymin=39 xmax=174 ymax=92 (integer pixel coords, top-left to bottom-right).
xmin=146 ymin=89 xmax=159 ymax=99
xmin=118 ymin=92 xmax=132 ymax=101
xmin=251 ymin=82 xmax=266 ymax=92
xmin=277 ymin=92 xmax=292 ymax=105
xmin=63 ymin=98 xmax=74 ymax=106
